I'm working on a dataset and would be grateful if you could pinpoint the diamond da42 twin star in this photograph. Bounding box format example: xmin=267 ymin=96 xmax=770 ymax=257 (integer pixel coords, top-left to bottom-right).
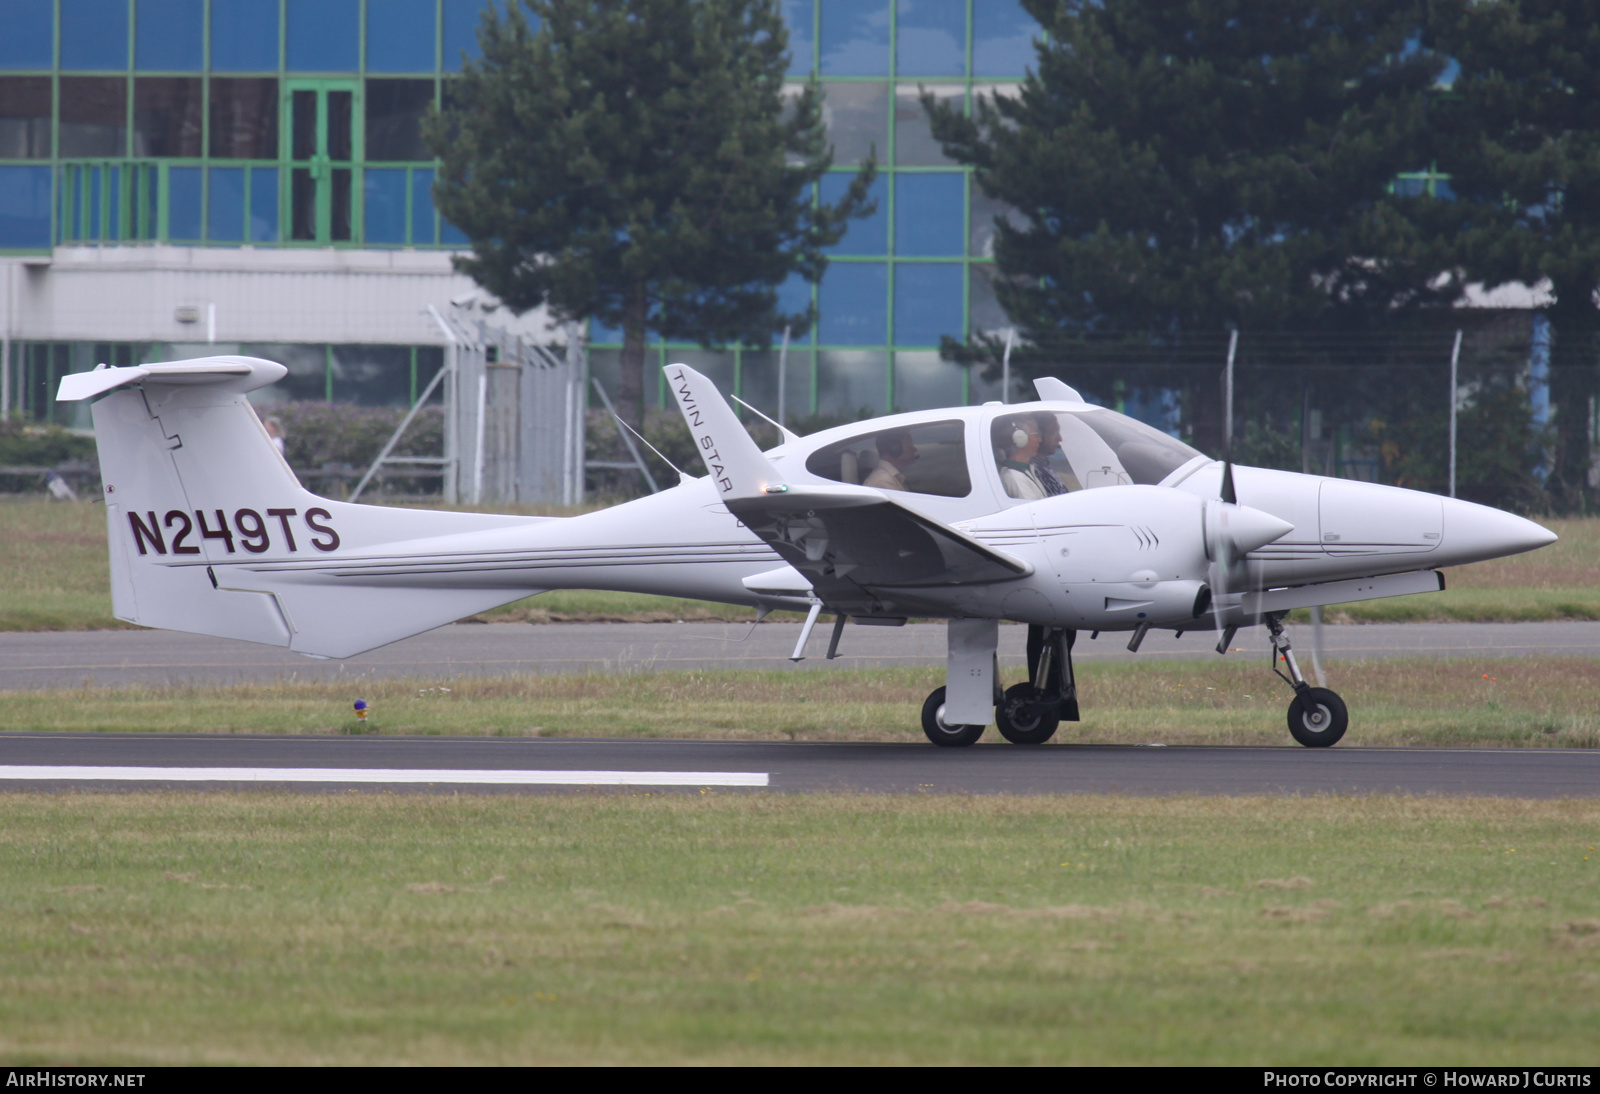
xmin=59 ymin=355 xmax=1555 ymax=747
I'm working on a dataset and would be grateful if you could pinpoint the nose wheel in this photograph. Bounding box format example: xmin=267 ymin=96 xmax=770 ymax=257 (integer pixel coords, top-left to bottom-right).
xmin=921 ymin=686 xmax=985 ymax=747
xmin=1266 ymin=613 xmax=1348 ymax=747
xmin=1288 ymin=687 xmax=1348 ymax=747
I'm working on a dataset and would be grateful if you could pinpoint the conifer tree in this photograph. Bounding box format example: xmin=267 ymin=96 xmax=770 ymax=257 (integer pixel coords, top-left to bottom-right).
xmin=428 ymin=0 xmax=875 ymax=433
xmin=1431 ymin=0 xmax=1600 ymax=507
xmin=924 ymin=1 xmax=1449 ymax=448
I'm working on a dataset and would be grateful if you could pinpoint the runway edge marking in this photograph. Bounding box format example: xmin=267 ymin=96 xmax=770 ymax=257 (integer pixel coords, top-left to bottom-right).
xmin=0 ymin=766 xmax=769 ymax=787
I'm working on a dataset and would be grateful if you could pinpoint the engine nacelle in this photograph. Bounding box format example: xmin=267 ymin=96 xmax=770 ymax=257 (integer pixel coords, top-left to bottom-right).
xmin=1067 ymin=578 xmax=1212 ymax=629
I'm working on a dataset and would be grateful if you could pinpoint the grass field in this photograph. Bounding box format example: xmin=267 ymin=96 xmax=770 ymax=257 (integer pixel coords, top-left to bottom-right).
xmin=0 ymin=496 xmax=1592 ymax=630
xmin=0 ymin=792 xmax=1596 ymax=1065
xmin=7 ymin=658 xmax=1598 ymax=748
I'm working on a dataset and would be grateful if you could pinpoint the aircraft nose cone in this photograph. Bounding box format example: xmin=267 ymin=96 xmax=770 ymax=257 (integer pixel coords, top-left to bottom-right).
xmin=1440 ymin=497 xmax=1557 ymax=566
xmin=1214 ymin=502 xmax=1295 ymax=555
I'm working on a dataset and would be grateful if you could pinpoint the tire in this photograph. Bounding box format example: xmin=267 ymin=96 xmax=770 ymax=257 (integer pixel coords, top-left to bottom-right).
xmin=1287 ymin=687 xmax=1348 ymax=748
xmin=995 ymin=682 xmax=1061 ymax=745
xmin=921 ymin=686 xmax=985 ymax=747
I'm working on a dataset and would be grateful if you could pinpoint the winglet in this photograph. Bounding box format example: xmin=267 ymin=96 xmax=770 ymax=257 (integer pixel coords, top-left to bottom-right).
xmin=666 ymin=363 xmax=777 ymax=499
xmin=1033 ymin=376 xmax=1086 ymax=403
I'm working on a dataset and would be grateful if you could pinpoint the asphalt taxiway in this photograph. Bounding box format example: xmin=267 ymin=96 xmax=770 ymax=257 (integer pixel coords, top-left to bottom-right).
xmin=4 ymin=620 xmax=1598 ymax=690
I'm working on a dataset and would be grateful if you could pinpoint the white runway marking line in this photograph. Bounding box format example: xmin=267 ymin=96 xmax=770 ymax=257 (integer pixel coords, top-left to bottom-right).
xmin=0 ymin=766 xmax=769 ymax=787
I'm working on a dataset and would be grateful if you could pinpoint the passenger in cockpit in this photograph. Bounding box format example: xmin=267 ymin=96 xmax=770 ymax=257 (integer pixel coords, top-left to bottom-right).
xmin=1031 ymin=412 xmax=1069 ymax=496
xmin=863 ymin=428 xmax=918 ymax=491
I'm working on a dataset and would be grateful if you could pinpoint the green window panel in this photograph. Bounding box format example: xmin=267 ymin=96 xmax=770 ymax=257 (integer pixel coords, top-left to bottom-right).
xmin=783 ymin=0 xmax=814 ymax=76
xmin=211 ymin=0 xmax=279 ymax=72
xmin=286 ymin=0 xmax=358 ymax=72
xmin=973 ymin=1 xmax=1038 ymax=77
xmin=895 ymin=0 xmax=965 ymax=77
xmin=0 ymin=0 xmax=55 ymax=70
xmin=442 ymin=0 xmax=490 ymax=72
xmin=61 ymin=0 xmax=129 ymax=71
xmin=0 ymin=76 xmax=52 ymax=158
xmin=822 ymin=173 xmax=887 ymax=255
xmin=820 ymin=0 xmax=889 ymax=77
xmin=133 ymin=76 xmax=202 ymax=156
xmin=367 ymin=0 xmax=436 ymax=73
xmin=893 ymin=261 xmax=963 ymax=346
xmin=818 ymin=262 xmax=887 ymax=345
xmin=894 ymin=173 xmax=963 ymax=256
xmin=0 ymin=164 xmax=52 ymax=247
xmin=135 ymin=0 xmax=203 ymax=71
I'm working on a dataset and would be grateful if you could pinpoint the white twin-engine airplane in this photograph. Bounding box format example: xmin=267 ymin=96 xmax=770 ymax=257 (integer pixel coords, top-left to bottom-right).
xmin=59 ymin=355 xmax=1554 ymax=749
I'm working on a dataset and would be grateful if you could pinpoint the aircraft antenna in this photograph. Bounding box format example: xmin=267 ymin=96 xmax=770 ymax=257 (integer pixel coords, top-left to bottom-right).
xmin=731 ymin=396 xmax=802 ymax=446
xmin=611 ymin=413 xmax=692 ymax=483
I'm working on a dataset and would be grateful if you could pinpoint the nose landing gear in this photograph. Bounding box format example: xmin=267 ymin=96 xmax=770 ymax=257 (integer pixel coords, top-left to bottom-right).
xmin=1266 ymin=613 xmax=1347 ymax=747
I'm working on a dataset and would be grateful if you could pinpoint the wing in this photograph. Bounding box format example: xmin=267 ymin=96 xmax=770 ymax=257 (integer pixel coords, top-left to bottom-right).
xmin=666 ymin=363 xmax=1030 ymax=607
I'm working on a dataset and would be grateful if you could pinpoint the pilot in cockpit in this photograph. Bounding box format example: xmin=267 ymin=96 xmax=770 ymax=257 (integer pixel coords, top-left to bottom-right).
xmin=993 ymin=415 xmax=1047 ymax=500
xmin=863 ymin=428 xmax=918 ymax=491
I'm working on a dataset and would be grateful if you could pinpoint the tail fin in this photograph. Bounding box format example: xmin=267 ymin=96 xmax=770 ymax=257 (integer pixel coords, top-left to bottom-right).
xmin=62 ymin=356 xmax=548 ymax=657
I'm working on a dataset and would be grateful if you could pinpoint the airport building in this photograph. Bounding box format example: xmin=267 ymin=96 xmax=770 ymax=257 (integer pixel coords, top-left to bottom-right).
xmin=0 ymin=0 xmax=1040 ymax=427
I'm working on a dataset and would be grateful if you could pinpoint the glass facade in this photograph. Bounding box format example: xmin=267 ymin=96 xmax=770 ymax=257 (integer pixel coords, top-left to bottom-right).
xmin=0 ymin=0 xmax=492 ymax=253
xmin=603 ymin=0 xmax=1040 ymax=416
xmin=0 ymin=0 xmax=1042 ymax=417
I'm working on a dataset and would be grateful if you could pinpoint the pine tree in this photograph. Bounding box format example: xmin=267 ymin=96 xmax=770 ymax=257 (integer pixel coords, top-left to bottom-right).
xmin=1431 ymin=0 xmax=1600 ymax=509
xmin=427 ymin=0 xmax=875 ymax=433
xmin=924 ymin=0 xmax=1450 ymax=449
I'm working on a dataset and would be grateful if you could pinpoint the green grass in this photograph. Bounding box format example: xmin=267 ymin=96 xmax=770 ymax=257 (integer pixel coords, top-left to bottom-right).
xmin=0 ymin=793 xmax=1596 ymax=1064
xmin=2 ymin=496 xmax=1592 ymax=629
xmin=7 ymin=658 xmax=1598 ymax=748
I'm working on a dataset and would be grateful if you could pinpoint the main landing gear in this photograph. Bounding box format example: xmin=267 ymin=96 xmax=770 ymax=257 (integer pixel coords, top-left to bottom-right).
xmin=996 ymin=626 xmax=1080 ymax=745
xmin=921 ymin=622 xmax=1079 ymax=747
xmin=1265 ymin=612 xmax=1348 ymax=747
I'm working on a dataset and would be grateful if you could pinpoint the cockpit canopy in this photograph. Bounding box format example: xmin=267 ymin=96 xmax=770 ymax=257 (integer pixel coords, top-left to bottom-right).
xmin=801 ymin=406 xmax=1202 ymax=502
xmin=990 ymin=407 xmax=1203 ymax=499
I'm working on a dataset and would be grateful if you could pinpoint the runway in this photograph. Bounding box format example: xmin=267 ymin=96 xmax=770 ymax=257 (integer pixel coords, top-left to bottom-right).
xmin=5 ymin=620 xmax=1599 ymax=690
xmin=0 ymin=734 xmax=1595 ymax=797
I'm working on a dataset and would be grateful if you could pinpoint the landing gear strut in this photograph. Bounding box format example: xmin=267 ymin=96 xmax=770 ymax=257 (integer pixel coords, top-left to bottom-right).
xmin=922 ymin=618 xmax=998 ymax=747
xmin=996 ymin=626 xmax=1079 ymax=745
xmin=1265 ymin=613 xmax=1347 ymax=747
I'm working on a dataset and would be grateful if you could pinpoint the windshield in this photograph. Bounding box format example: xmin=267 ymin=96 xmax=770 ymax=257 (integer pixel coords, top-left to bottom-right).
xmin=996 ymin=408 xmax=1201 ymax=494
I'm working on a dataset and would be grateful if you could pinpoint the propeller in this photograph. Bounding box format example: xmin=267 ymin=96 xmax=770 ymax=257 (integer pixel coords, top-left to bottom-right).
xmin=1204 ymin=460 xmax=1293 ymax=654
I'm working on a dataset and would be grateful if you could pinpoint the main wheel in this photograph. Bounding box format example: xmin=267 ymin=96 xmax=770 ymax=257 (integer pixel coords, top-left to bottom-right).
xmin=995 ymin=682 xmax=1061 ymax=745
xmin=1287 ymin=687 xmax=1348 ymax=748
xmin=921 ymin=686 xmax=985 ymax=747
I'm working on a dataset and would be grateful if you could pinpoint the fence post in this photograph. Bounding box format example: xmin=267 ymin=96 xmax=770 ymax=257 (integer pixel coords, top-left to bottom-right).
xmin=1448 ymin=328 xmax=1462 ymax=499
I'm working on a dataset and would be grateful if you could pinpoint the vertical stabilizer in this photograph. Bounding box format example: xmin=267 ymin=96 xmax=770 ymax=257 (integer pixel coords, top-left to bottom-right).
xmin=61 ymin=356 xmax=552 ymax=656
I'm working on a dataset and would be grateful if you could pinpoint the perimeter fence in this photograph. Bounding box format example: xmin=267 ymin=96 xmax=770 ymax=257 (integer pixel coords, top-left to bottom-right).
xmin=991 ymin=312 xmax=1586 ymax=514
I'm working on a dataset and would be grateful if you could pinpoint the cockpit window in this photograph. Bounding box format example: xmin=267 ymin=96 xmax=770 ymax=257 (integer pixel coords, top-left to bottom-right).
xmin=805 ymin=418 xmax=971 ymax=498
xmin=1066 ymin=408 xmax=1202 ymax=484
xmin=996 ymin=408 xmax=1202 ymax=495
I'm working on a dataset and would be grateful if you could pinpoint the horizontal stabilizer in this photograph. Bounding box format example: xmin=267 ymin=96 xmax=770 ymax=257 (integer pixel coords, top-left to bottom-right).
xmin=57 ymin=356 xmax=288 ymax=402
